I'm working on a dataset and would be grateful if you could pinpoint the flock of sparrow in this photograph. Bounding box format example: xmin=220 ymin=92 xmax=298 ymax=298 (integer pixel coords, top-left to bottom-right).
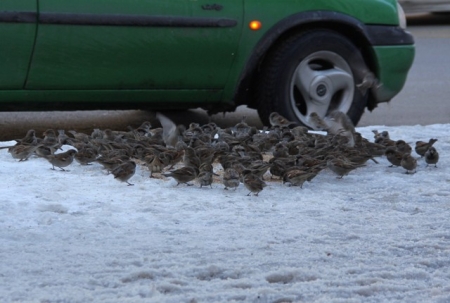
xmin=1 ymin=111 xmax=440 ymax=196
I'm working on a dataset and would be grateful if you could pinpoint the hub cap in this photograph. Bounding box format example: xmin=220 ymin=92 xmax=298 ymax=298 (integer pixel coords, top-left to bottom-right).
xmin=289 ymin=51 xmax=355 ymax=128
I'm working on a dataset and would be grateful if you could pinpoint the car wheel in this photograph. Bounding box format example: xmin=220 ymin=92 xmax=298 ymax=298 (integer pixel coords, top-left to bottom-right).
xmin=257 ymin=29 xmax=369 ymax=128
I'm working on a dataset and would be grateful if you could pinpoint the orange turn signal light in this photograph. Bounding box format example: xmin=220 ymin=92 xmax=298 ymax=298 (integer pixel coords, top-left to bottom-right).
xmin=249 ymin=20 xmax=262 ymax=31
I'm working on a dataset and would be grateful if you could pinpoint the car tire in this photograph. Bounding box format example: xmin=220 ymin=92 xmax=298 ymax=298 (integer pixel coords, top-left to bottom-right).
xmin=257 ymin=29 xmax=369 ymax=128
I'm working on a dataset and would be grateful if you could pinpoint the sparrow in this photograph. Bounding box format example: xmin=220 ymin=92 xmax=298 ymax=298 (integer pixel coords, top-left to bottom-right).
xmin=326 ymin=157 xmax=365 ymax=178
xmin=424 ymin=147 xmax=439 ymax=168
xmin=246 ymin=160 xmax=271 ymax=180
xmin=35 ymin=145 xmax=53 ymax=158
xmin=222 ymin=167 xmax=240 ymax=190
xmin=341 ymin=147 xmax=379 ymax=165
xmin=290 ymin=126 xmax=309 ymax=139
xmin=354 ymin=133 xmax=386 ymax=157
xmin=415 ymin=138 xmax=438 ymax=157
xmin=272 ymin=142 xmax=289 ymax=158
xmin=134 ymin=121 xmax=153 ymax=137
xmin=111 ymin=160 xmax=137 ymax=185
xmin=269 ymin=112 xmax=296 ymax=128
xmin=401 ymin=153 xmax=417 ymax=174
xmin=97 ymin=156 xmax=128 ymax=173
xmin=16 ymin=129 xmax=37 ymax=145
xmin=144 ymin=153 xmax=164 ymax=178
xmin=197 ymin=170 xmax=213 ymax=188
xmin=375 ymin=136 xmax=396 ymax=147
xmin=385 ymin=146 xmax=403 ymax=167
xmin=156 ymin=112 xmax=186 ymax=148
xmin=57 ymin=129 xmax=70 ymax=145
xmin=102 ymin=128 xmax=121 ymax=142
xmin=309 ymin=112 xmax=330 ymax=131
xmin=163 ymin=149 xmax=184 ymax=169
xmin=183 ymin=146 xmax=201 ymax=169
xmin=45 ymin=149 xmax=77 ymax=171
xmin=395 ymin=140 xmax=412 ymax=154
xmin=201 ymin=122 xmax=218 ymax=137
xmin=195 ymin=146 xmax=217 ymax=166
xmin=269 ymin=156 xmax=297 ymax=179
xmin=372 ymin=129 xmax=390 ymax=141
xmin=213 ymin=137 xmax=230 ymax=154
xmin=41 ymin=129 xmax=62 ymax=153
xmin=281 ymin=129 xmax=295 ymax=143
xmin=198 ymin=161 xmax=215 ymax=175
xmin=242 ymin=169 xmax=267 ymax=196
xmin=68 ymin=130 xmax=91 ymax=143
xmin=163 ymin=166 xmax=199 ymax=186
xmin=233 ymin=116 xmax=253 ymax=138
xmin=324 ymin=110 xmax=355 ymax=134
xmin=7 ymin=144 xmax=41 ymax=161
xmin=356 ymin=70 xmax=380 ymax=95
xmin=74 ymin=146 xmax=98 ymax=165
xmin=282 ymin=167 xmax=314 ymax=188
xmin=324 ymin=111 xmax=355 ymax=147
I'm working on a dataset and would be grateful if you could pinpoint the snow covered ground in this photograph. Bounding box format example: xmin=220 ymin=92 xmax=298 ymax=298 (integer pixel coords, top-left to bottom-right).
xmin=1 ymin=124 xmax=449 ymax=303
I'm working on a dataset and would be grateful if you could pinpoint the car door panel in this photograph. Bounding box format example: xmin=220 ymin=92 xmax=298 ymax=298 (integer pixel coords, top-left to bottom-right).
xmin=26 ymin=0 xmax=243 ymax=90
xmin=0 ymin=1 xmax=37 ymax=89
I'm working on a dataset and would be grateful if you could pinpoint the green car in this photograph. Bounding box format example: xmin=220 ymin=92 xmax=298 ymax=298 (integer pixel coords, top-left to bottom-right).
xmin=0 ymin=0 xmax=414 ymax=128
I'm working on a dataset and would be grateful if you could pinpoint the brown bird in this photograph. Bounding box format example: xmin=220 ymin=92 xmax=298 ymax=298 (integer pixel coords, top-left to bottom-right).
xmin=356 ymin=70 xmax=380 ymax=95
xmin=45 ymin=149 xmax=77 ymax=171
xmin=245 ymin=160 xmax=271 ymax=180
xmin=385 ymin=147 xmax=403 ymax=167
xmin=74 ymin=146 xmax=98 ymax=165
xmin=324 ymin=110 xmax=355 ymax=134
xmin=222 ymin=167 xmax=240 ymax=190
xmin=163 ymin=166 xmax=199 ymax=186
xmin=111 ymin=160 xmax=137 ymax=185
xmin=425 ymin=147 xmax=439 ymax=168
xmin=15 ymin=129 xmax=37 ymax=145
xmin=401 ymin=153 xmax=417 ymax=174
xmin=309 ymin=112 xmax=329 ymax=131
xmin=35 ymin=145 xmax=53 ymax=158
xmin=144 ymin=153 xmax=164 ymax=178
xmin=282 ymin=167 xmax=313 ymax=188
xmin=272 ymin=142 xmax=289 ymax=158
xmin=156 ymin=112 xmax=186 ymax=148
xmin=372 ymin=129 xmax=390 ymax=140
xmin=415 ymin=138 xmax=438 ymax=157
xmin=68 ymin=130 xmax=91 ymax=143
xmin=96 ymin=155 xmax=129 ymax=172
xmin=269 ymin=112 xmax=296 ymax=128
xmin=242 ymin=169 xmax=267 ymax=196
xmin=310 ymin=111 xmax=356 ymax=147
xmin=7 ymin=144 xmax=41 ymax=161
xmin=395 ymin=140 xmax=412 ymax=154
xmin=41 ymin=129 xmax=62 ymax=153
xmin=197 ymin=170 xmax=213 ymax=188
xmin=326 ymin=157 xmax=365 ymax=178
xmin=183 ymin=146 xmax=201 ymax=170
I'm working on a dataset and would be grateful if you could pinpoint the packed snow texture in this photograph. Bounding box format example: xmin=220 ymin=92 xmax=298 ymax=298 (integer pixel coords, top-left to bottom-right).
xmin=1 ymin=124 xmax=450 ymax=303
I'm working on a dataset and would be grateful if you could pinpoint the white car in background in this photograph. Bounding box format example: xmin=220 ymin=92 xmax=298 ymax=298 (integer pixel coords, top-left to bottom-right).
xmin=399 ymin=0 xmax=450 ymax=13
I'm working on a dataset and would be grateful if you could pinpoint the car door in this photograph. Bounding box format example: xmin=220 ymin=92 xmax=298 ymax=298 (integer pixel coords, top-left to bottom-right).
xmin=26 ymin=0 xmax=243 ymax=90
xmin=0 ymin=1 xmax=37 ymax=89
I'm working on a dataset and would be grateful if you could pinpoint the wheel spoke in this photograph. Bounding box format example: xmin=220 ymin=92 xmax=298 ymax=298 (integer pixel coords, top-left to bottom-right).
xmin=322 ymin=69 xmax=353 ymax=92
xmin=305 ymin=98 xmax=330 ymax=119
xmin=293 ymin=63 xmax=319 ymax=100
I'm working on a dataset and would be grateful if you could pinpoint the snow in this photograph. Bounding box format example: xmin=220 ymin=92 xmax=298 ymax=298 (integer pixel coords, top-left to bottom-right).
xmin=1 ymin=124 xmax=450 ymax=303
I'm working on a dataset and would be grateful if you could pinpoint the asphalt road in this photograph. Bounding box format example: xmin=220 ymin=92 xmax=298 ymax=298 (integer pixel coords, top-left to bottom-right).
xmin=0 ymin=13 xmax=449 ymax=141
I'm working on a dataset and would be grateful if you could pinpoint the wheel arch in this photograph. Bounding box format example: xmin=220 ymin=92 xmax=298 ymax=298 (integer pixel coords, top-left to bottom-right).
xmin=233 ymin=11 xmax=378 ymax=111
